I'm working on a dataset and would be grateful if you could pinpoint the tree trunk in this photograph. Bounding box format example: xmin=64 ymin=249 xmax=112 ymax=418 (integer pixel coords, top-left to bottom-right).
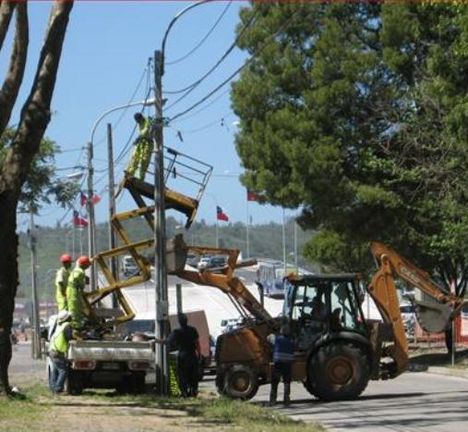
xmin=0 ymin=191 xmax=19 ymax=395
xmin=0 ymin=0 xmax=74 ymax=396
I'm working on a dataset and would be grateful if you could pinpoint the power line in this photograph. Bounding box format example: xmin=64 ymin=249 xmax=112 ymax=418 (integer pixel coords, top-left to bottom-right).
xmin=165 ymin=0 xmax=233 ymax=67
xmin=169 ymin=9 xmax=302 ymax=124
xmin=92 ymin=61 xmax=151 ymax=149
xmin=169 ymin=88 xmax=230 ymax=124
xmin=164 ymin=9 xmax=259 ymax=104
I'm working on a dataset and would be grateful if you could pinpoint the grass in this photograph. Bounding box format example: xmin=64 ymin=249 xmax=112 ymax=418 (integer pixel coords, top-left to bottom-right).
xmin=0 ymin=382 xmax=325 ymax=432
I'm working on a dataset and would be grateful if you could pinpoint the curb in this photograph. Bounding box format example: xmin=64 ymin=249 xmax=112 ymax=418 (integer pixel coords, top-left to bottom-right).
xmin=426 ymin=366 xmax=468 ymax=379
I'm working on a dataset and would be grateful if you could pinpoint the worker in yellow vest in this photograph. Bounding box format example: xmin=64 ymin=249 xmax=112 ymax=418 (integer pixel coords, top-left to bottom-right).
xmin=49 ymin=310 xmax=73 ymax=394
xmin=66 ymin=256 xmax=91 ymax=330
xmin=55 ymin=254 xmax=72 ymax=311
xmin=127 ymin=112 xmax=153 ymax=181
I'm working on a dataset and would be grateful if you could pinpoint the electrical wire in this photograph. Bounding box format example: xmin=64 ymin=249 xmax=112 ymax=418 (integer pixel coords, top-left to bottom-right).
xmin=169 ymin=9 xmax=302 ymax=124
xmin=165 ymin=0 xmax=233 ymax=66
xmin=164 ymin=9 xmax=259 ymax=102
xmin=92 ymin=61 xmax=151 ymax=148
xmin=169 ymin=88 xmax=230 ymax=124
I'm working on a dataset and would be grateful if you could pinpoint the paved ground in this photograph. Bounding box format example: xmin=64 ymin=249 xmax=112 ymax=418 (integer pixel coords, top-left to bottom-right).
xmin=252 ymin=372 xmax=468 ymax=432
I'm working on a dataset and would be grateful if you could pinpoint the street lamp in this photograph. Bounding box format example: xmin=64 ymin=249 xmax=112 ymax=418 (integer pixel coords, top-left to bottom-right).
xmin=152 ymin=0 xmax=211 ymax=396
xmin=86 ymin=98 xmax=155 ymax=291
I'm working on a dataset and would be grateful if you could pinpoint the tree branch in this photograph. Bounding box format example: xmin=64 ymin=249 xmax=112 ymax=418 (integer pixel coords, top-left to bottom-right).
xmin=0 ymin=2 xmax=28 ymax=135
xmin=0 ymin=1 xmax=16 ymax=52
xmin=0 ymin=0 xmax=73 ymax=194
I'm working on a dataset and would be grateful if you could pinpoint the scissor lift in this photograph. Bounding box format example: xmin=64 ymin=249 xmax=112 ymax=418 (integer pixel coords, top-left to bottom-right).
xmin=84 ymin=148 xmax=213 ymax=326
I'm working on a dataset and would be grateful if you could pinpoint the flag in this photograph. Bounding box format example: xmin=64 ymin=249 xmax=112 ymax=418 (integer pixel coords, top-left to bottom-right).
xmin=73 ymin=210 xmax=88 ymax=227
xmin=247 ymin=190 xmax=260 ymax=202
xmin=216 ymin=206 xmax=229 ymax=222
xmin=81 ymin=191 xmax=101 ymax=206
xmin=80 ymin=191 xmax=87 ymax=206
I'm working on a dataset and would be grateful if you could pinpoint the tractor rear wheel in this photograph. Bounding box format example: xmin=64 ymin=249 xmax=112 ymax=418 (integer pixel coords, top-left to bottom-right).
xmin=306 ymin=342 xmax=369 ymax=401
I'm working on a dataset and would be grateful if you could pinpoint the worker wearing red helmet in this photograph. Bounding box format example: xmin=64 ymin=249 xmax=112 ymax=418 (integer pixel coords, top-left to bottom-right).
xmin=66 ymin=256 xmax=91 ymax=330
xmin=55 ymin=254 xmax=72 ymax=311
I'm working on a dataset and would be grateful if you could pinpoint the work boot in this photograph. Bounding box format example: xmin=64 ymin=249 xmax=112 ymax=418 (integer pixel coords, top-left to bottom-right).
xmin=269 ymin=388 xmax=277 ymax=406
xmin=283 ymin=383 xmax=291 ymax=406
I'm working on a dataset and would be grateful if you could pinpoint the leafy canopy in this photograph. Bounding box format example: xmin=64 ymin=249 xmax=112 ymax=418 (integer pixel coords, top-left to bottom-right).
xmin=232 ymin=2 xmax=468 ymax=292
xmin=0 ymin=128 xmax=80 ymax=213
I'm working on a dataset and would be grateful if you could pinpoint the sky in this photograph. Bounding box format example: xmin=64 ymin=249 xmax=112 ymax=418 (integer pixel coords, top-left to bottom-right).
xmin=1 ymin=0 xmax=296 ymax=233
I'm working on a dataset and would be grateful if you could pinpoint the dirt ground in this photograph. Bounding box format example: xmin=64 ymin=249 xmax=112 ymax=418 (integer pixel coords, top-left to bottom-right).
xmin=8 ymin=345 xmax=236 ymax=432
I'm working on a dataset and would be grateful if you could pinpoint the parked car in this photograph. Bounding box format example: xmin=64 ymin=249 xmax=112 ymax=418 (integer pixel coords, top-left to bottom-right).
xmin=122 ymin=255 xmax=138 ymax=277
xmin=197 ymin=256 xmax=212 ymax=270
xmin=400 ymin=302 xmax=416 ymax=334
xmin=208 ymin=255 xmax=227 ymax=269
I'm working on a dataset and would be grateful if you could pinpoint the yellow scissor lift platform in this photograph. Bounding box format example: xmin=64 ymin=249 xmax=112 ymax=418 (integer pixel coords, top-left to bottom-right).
xmin=84 ymin=147 xmax=213 ymax=327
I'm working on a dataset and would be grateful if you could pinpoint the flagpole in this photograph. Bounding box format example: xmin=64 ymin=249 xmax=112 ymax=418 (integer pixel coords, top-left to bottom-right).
xmin=246 ymin=199 xmax=250 ymax=258
xmin=72 ymin=220 xmax=75 ymax=258
xmin=216 ymin=219 xmax=219 ymax=248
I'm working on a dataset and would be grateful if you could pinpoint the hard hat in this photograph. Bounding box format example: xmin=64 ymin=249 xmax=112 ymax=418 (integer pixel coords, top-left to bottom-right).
xmin=77 ymin=255 xmax=91 ymax=267
xmin=134 ymin=112 xmax=143 ymax=122
xmin=57 ymin=310 xmax=71 ymax=323
xmin=60 ymin=254 xmax=72 ymax=264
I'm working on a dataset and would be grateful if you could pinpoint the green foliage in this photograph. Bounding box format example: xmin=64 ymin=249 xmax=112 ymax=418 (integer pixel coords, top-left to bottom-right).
xmin=0 ymin=128 xmax=79 ymax=213
xmin=232 ymin=2 xmax=468 ymax=292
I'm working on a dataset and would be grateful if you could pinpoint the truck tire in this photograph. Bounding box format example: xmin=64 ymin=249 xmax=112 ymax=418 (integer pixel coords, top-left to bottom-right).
xmin=66 ymin=370 xmax=83 ymax=396
xmin=222 ymin=364 xmax=259 ymax=400
xmin=307 ymin=342 xmax=369 ymax=401
xmin=130 ymin=372 xmax=146 ymax=394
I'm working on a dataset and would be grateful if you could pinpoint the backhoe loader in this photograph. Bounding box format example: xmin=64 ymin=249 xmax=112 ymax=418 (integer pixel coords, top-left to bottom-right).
xmin=177 ymin=241 xmax=464 ymax=401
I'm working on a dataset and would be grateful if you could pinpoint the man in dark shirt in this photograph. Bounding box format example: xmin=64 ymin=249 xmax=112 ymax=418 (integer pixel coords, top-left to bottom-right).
xmin=167 ymin=314 xmax=200 ymax=397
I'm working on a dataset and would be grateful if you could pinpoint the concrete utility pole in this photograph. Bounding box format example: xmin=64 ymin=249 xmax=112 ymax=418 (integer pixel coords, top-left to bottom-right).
xmin=29 ymin=210 xmax=41 ymax=359
xmin=86 ymin=141 xmax=97 ymax=291
xmin=107 ymin=124 xmax=119 ymax=307
xmin=153 ymin=49 xmax=170 ymax=396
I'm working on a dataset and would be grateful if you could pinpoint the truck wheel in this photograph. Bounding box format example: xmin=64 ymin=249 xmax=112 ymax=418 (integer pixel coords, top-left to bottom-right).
xmin=307 ymin=342 xmax=369 ymax=401
xmin=66 ymin=370 xmax=83 ymax=396
xmin=130 ymin=372 xmax=146 ymax=394
xmin=223 ymin=364 xmax=258 ymax=400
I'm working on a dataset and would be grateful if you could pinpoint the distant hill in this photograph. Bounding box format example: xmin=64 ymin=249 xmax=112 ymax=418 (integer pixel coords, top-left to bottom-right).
xmin=17 ymin=215 xmax=315 ymax=301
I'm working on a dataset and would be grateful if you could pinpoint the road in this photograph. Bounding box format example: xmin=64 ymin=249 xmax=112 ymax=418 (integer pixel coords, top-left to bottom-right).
xmin=252 ymin=372 xmax=468 ymax=432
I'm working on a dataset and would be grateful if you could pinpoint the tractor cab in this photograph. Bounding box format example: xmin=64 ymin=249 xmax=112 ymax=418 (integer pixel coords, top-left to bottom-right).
xmin=284 ymin=274 xmax=367 ymax=350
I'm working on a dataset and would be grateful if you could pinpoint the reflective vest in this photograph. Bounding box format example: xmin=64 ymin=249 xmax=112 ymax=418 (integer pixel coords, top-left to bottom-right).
xmin=66 ymin=266 xmax=87 ymax=327
xmin=50 ymin=321 xmax=71 ymax=355
xmin=55 ymin=267 xmax=70 ymax=311
xmin=138 ymin=116 xmax=152 ymax=141
xmin=273 ymin=334 xmax=294 ymax=363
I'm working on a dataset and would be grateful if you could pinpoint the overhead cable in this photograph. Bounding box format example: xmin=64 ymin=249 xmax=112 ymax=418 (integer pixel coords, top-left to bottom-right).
xmin=164 ymin=9 xmax=259 ymax=101
xmin=165 ymin=0 xmax=233 ymax=66
xmin=169 ymin=9 xmax=302 ymax=123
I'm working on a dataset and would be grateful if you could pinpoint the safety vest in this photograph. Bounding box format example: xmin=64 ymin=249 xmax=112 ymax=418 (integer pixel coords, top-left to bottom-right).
xmin=66 ymin=266 xmax=87 ymax=327
xmin=50 ymin=321 xmax=71 ymax=355
xmin=138 ymin=117 xmax=152 ymax=141
xmin=55 ymin=267 xmax=70 ymax=311
xmin=273 ymin=334 xmax=295 ymax=363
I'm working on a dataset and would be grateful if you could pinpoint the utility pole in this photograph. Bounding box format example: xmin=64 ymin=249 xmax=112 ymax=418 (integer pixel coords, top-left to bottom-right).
xmin=107 ymin=124 xmax=119 ymax=308
xmin=86 ymin=141 xmax=97 ymax=291
xmin=153 ymin=49 xmax=170 ymax=396
xmin=29 ymin=210 xmax=41 ymax=359
xmin=282 ymin=208 xmax=287 ymax=275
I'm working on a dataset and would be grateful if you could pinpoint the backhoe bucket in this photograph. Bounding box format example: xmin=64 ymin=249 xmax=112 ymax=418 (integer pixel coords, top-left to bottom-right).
xmin=415 ymin=293 xmax=452 ymax=333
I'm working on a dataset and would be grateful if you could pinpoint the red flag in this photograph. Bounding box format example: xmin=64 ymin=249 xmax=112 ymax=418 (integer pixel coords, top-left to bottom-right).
xmin=247 ymin=190 xmax=260 ymax=202
xmin=91 ymin=194 xmax=101 ymax=205
xmin=80 ymin=191 xmax=87 ymax=206
xmin=73 ymin=210 xmax=88 ymax=227
xmin=216 ymin=206 xmax=229 ymax=222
